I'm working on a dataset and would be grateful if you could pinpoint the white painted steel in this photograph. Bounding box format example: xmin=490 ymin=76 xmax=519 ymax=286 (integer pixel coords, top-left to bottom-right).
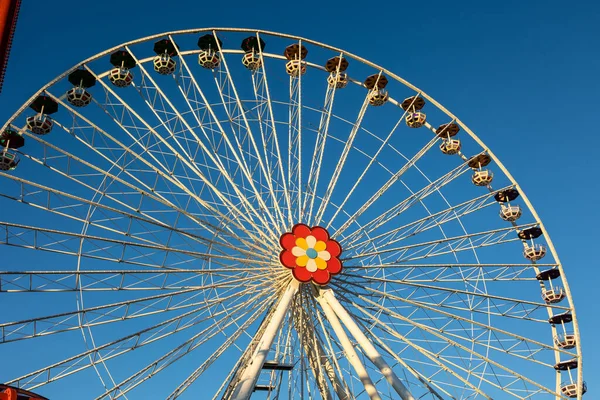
xmin=321 ymin=288 xmax=416 ymax=400
xmin=230 ymin=280 xmax=299 ymax=400
xmin=315 ymin=288 xmax=382 ymax=400
xmin=0 ymin=27 xmax=583 ymax=399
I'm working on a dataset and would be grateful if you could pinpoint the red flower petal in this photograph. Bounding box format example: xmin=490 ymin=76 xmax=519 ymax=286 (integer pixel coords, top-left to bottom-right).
xmin=327 ymin=257 xmax=342 ymax=274
xmin=292 ymin=267 xmax=312 ymax=282
xmin=280 ymin=250 xmax=296 ymax=268
xmin=280 ymin=233 xmax=296 ymax=250
xmin=311 ymin=226 xmax=329 ymax=242
xmin=313 ymin=269 xmax=330 ymax=285
xmin=280 ymin=225 xmax=343 ymax=285
xmin=292 ymin=223 xmax=311 ymax=238
xmin=326 ymin=240 xmax=342 ymax=257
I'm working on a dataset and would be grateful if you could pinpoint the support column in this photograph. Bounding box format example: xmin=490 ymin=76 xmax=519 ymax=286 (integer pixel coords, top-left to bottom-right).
xmin=295 ymin=305 xmax=333 ymax=400
xmin=321 ymin=288 xmax=416 ymax=400
xmin=316 ymin=290 xmax=382 ymax=400
xmin=309 ymin=333 xmax=352 ymax=400
xmin=301 ymin=303 xmax=351 ymax=400
xmin=231 ymin=280 xmax=299 ymax=400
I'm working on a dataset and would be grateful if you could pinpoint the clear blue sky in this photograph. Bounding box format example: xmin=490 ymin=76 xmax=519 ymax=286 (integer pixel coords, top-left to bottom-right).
xmin=1 ymin=0 xmax=599 ymax=397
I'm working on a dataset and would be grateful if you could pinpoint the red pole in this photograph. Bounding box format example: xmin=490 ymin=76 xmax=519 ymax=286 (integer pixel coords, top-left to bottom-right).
xmin=0 ymin=0 xmax=21 ymax=93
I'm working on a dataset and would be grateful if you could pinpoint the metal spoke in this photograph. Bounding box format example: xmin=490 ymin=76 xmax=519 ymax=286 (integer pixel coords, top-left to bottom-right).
xmin=11 ymin=123 xmax=268 ymax=256
xmin=342 ymin=273 xmax=569 ymax=320
xmin=211 ymin=33 xmax=285 ymax=231
xmin=0 ymin=172 xmax=265 ymax=259
xmin=0 ymin=221 xmax=273 ymax=269
xmin=79 ymin=68 xmax=276 ymax=246
xmin=313 ymin=93 xmax=370 ymax=226
xmin=344 ymin=224 xmax=535 ymax=262
xmin=303 ymin=52 xmax=343 ymax=225
xmin=342 ymin=293 xmax=561 ymax=398
xmin=340 ymin=159 xmax=473 ymax=247
xmin=8 ymin=285 xmax=268 ymax=390
xmin=98 ymin=289 xmax=274 ymax=399
xmin=0 ymin=28 xmax=583 ymax=400
xmin=1 ymin=278 xmax=260 ymax=343
xmin=0 ymin=268 xmax=270 ymax=293
xmin=129 ymin=47 xmax=279 ymax=239
xmin=333 ymin=283 xmax=575 ymax=364
xmin=328 ymin=116 xmax=437 ymax=236
xmin=344 ymin=186 xmax=511 ymax=253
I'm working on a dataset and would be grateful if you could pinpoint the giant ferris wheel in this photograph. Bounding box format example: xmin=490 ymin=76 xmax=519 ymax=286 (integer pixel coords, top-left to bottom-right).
xmin=0 ymin=28 xmax=586 ymax=399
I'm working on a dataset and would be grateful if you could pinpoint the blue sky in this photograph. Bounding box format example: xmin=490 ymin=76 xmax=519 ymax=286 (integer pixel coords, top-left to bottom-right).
xmin=1 ymin=0 xmax=599 ymax=397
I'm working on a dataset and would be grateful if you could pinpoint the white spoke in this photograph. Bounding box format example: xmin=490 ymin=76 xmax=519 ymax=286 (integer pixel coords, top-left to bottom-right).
xmin=211 ymin=33 xmax=285 ymax=231
xmin=1 ymin=279 xmax=260 ymax=343
xmin=344 ymin=186 xmax=511 ymax=253
xmin=0 ymin=28 xmax=583 ymax=400
xmin=342 ymin=293 xmax=561 ymax=398
xmin=11 ymin=123 xmax=267 ymax=256
xmin=0 ymin=268 xmax=269 ymax=293
xmin=341 ymin=158 xmax=474 ymax=248
xmin=334 ymin=283 xmax=575 ymax=365
xmin=0 ymin=221 xmax=272 ymax=268
xmin=313 ymin=93 xmax=370 ymax=226
xmin=304 ymin=53 xmax=343 ymax=224
xmin=0 ymin=172 xmax=264 ymax=258
xmin=99 ymin=289 xmax=274 ymax=399
xmin=344 ymin=224 xmax=535 ymax=262
xmin=127 ymin=46 xmax=279 ymax=236
xmin=8 ymin=287 xmax=267 ymax=390
xmin=80 ymin=68 xmax=276 ymax=246
xmin=327 ymin=109 xmax=434 ymax=234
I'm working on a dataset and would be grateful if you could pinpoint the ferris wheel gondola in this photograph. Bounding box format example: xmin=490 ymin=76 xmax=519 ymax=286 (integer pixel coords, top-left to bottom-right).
xmin=0 ymin=28 xmax=585 ymax=399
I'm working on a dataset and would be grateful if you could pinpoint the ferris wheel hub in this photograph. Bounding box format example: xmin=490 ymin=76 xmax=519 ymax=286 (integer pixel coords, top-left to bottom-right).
xmin=279 ymin=223 xmax=342 ymax=285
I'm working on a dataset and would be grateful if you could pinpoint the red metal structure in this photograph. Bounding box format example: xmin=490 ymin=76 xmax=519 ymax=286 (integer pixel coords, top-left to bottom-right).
xmin=0 ymin=0 xmax=21 ymax=92
xmin=0 ymin=385 xmax=48 ymax=400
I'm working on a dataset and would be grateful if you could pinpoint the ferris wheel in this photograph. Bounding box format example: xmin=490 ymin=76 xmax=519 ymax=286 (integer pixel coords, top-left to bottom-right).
xmin=0 ymin=28 xmax=586 ymax=399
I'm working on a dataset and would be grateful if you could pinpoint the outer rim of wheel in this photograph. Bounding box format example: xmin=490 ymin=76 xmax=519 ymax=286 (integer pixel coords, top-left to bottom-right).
xmin=0 ymin=27 xmax=583 ymax=398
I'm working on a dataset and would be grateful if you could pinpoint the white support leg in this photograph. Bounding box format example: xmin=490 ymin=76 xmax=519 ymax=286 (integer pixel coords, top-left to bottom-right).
xmin=315 ymin=290 xmax=382 ymax=400
xmin=310 ymin=335 xmax=351 ymax=400
xmin=300 ymin=325 xmax=333 ymax=400
xmin=321 ymin=288 xmax=416 ymax=400
xmin=293 ymin=304 xmax=332 ymax=400
xmin=231 ymin=280 xmax=299 ymax=400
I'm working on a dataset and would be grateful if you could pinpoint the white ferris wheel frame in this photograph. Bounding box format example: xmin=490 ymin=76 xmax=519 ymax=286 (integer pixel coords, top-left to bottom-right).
xmin=0 ymin=27 xmax=583 ymax=399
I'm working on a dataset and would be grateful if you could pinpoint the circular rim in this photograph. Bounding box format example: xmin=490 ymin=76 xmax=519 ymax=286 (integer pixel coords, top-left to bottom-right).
xmin=0 ymin=27 xmax=583 ymax=398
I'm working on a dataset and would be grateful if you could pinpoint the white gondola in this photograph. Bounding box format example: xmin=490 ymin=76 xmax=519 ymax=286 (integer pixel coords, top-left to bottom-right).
xmin=327 ymin=72 xmax=348 ymax=88
xmin=406 ymin=111 xmax=426 ymax=128
xmin=541 ymin=287 xmax=565 ymax=304
xmin=66 ymin=86 xmax=93 ymax=107
xmin=0 ymin=151 xmax=19 ymax=171
xmin=285 ymin=59 xmax=306 ymax=77
xmin=500 ymin=205 xmax=522 ymax=221
xmin=153 ymin=54 xmax=177 ymax=75
xmin=561 ymin=381 xmax=587 ymax=398
xmin=523 ymin=243 xmax=546 ymax=261
xmin=198 ymin=50 xmax=220 ymax=69
xmin=554 ymin=333 xmax=577 ymax=349
xmin=368 ymin=88 xmax=388 ymax=106
xmin=472 ymin=170 xmax=493 ymax=186
xmin=242 ymin=51 xmax=262 ymax=70
xmin=26 ymin=114 xmax=53 ymax=135
xmin=108 ymin=67 xmax=134 ymax=87
xmin=440 ymin=139 xmax=461 ymax=155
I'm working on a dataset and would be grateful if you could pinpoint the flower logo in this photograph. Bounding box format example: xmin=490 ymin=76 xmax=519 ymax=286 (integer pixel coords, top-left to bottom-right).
xmin=279 ymin=223 xmax=342 ymax=285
